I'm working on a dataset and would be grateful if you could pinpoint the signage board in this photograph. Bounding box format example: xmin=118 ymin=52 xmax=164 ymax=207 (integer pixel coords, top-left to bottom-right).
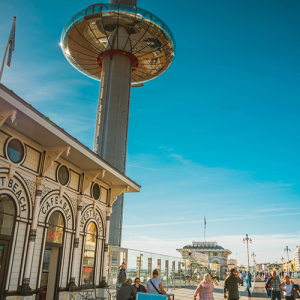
xmin=136 ymin=293 xmax=168 ymax=300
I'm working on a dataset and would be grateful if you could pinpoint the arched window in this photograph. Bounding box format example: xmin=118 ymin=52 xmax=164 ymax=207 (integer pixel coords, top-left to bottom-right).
xmin=82 ymin=222 xmax=97 ymax=284
xmin=46 ymin=211 xmax=64 ymax=244
xmin=0 ymin=194 xmax=15 ymax=236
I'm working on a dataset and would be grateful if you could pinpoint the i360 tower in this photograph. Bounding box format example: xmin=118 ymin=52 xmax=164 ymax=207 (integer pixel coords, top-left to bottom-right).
xmin=61 ymin=0 xmax=176 ymax=246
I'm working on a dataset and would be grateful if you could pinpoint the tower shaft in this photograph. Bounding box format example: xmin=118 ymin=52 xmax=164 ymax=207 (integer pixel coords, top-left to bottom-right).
xmin=94 ymin=25 xmax=133 ymax=246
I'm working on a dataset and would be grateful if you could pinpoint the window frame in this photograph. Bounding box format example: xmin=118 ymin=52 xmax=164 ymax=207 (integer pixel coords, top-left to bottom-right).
xmin=0 ymin=194 xmax=16 ymax=239
xmin=81 ymin=221 xmax=98 ymax=286
xmin=56 ymin=165 xmax=70 ymax=186
xmin=5 ymin=137 xmax=26 ymax=165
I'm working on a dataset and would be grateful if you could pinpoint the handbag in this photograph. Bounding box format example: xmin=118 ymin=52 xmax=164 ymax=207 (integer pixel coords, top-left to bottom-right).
xmin=150 ymin=279 xmax=162 ymax=294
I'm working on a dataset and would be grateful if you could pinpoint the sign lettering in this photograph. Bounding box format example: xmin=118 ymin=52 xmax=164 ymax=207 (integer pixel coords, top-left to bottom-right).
xmin=0 ymin=176 xmax=27 ymax=212
xmin=41 ymin=196 xmax=71 ymax=222
xmin=80 ymin=208 xmax=103 ymax=234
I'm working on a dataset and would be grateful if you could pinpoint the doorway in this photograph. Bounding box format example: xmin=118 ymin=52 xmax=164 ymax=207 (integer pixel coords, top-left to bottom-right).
xmin=40 ymin=211 xmax=65 ymax=300
xmin=41 ymin=246 xmax=62 ymax=300
xmin=0 ymin=240 xmax=9 ymax=298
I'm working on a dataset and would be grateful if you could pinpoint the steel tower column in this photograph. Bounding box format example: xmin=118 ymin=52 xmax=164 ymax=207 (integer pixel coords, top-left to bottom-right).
xmin=94 ymin=19 xmax=134 ymax=246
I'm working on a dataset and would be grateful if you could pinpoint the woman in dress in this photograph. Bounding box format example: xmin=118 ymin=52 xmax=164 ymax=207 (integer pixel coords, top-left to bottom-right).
xmin=281 ymin=275 xmax=295 ymax=300
xmin=194 ymin=273 xmax=214 ymax=300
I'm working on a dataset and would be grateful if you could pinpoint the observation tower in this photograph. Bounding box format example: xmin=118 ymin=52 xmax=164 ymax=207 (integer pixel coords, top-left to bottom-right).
xmin=61 ymin=0 xmax=176 ymax=246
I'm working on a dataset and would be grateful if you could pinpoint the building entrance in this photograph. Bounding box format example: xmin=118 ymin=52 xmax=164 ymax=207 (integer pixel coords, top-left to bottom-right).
xmin=0 ymin=241 xmax=9 ymax=298
xmin=40 ymin=211 xmax=65 ymax=300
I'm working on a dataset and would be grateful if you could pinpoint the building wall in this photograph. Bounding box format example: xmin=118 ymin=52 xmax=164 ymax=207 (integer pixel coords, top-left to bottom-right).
xmin=0 ymin=125 xmax=109 ymax=300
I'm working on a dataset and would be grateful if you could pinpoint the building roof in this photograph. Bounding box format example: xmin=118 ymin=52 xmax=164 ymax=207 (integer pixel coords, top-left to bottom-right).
xmin=183 ymin=244 xmax=225 ymax=250
xmin=0 ymin=83 xmax=140 ymax=193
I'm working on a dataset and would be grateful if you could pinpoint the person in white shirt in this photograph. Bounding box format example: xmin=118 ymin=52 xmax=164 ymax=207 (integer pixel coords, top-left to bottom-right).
xmin=146 ymin=269 xmax=170 ymax=299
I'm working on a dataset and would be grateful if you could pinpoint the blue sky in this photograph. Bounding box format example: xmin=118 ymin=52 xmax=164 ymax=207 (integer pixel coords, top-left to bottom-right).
xmin=1 ymin=0 xmax=300 ymax=266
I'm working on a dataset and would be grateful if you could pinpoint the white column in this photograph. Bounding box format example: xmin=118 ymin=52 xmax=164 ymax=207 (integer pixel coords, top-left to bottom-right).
xmin=70 ymin=195 xmax=83 ymax=285
xmin=101 ymin=206 xmax=112 ymax=283
xmin=20 ymin=177 xmax=45 ymax=292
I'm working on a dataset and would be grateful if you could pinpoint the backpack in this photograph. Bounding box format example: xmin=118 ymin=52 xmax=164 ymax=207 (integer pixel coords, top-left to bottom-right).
xmin=118 ymin=269 xmax=126 ymax=284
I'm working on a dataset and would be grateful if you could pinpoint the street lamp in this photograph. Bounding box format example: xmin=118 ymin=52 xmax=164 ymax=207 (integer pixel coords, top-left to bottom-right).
xmin=251 ymin=252 xmax=256 ymax=272
xmin=243 ymin=234 xmax=252 ymax=272
xmin=284 ymin=246 xmax=291 ymax=273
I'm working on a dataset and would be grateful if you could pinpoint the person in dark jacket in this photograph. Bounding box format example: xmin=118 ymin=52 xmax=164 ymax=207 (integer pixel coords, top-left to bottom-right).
xmin=224 ymin=268 xmax=243 ymax=300
xmin=117 ymin=278 xmax=136 ymax=300
xmin=133 ymin=278 xmax=146 ymax=293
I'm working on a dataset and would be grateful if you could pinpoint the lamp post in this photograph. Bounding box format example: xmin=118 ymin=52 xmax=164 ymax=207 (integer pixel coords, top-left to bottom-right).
xmin=243 ymin=234 xmax=252 ymax=272
xmin=284 ymin=246 xmax=291 ymax=273
xmin=236 ymin=252 xmax=238 ymax=268
xmin=251 ymin=252 xmax=256 ymax=272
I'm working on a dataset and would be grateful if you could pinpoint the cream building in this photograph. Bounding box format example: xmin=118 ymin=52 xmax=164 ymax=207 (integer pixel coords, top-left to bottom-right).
xmin=228 ymin=259 xmax=237 ymax=269
xmin=0 ymin=83 xmax=140 ymax=300
xmin=177 ymin=241 xmax=232 ymax=271
xmin=294 ymin=246 xmax=300 ymax=271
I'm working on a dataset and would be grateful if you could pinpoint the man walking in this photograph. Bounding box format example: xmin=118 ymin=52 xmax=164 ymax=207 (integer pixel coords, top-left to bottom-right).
xmin=268 ymin=271 xmax=282 ymax=300
xmin=224 ymin=268 xmax=243 ymax=300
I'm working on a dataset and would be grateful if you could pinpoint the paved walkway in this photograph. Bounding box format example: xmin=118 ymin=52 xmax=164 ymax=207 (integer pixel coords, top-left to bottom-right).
xmin=171 ymin=280 xmax=249 ymax=300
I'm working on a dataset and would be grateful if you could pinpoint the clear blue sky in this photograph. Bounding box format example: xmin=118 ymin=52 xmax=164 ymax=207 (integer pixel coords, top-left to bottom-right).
xmin=1 ymin=0 xmax=300 ymax=265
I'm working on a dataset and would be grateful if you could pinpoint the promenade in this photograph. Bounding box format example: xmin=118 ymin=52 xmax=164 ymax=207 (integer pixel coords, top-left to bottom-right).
xmin=171 ymin=280 xmax=249 ymax=300
xmin=171 ymin=276 xmax=300 ymax=300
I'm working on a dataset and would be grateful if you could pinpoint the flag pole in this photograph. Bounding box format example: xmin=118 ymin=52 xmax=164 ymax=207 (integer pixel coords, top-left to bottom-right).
xmin=0 ymin=16 xmax=16 ymax=83
xmin=204 ymin=215 xmax=206 ymax=242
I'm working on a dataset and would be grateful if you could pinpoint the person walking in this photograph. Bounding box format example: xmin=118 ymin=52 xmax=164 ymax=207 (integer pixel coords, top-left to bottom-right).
xmin=268 ymin=271 xmax=282 ymax=300
xmin=146 ymin=269 xmax=170 ymax=299
xmin=194 ymin=273 xmax=214 ymax=300
xmin=116 ymin=263 xmax=128 ymax=296
xmin=245 ymin=273 xmax=251 ymax=297
xmin=224 ymin=268 xmax=243 ymax=300
xmin=116 ymin=278 xmax=136 ymax=300
xmin=248 ymin=271 xmax=252 ymax=288
xmin=133 ymin=278 xmax=146 ymax=293
xmin=281 ymin=275 xmax=295 ymax=300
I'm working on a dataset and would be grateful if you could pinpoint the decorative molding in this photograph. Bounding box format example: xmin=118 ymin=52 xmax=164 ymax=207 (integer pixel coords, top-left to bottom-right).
xmin=23 ymin=177 xmax=36 ymax=203
xmin=106 ymin=216 xmax=110 ymax=221
xmin=104 ymin=243 xmax=108 ymax=252
xmin=8 ymin=164 xmax=17 ymax=179
xmin=0 ymin=109 xmax=17 ymax=127
xmin=22 ymin=277 xmax=30 ymax=285
xmin=41 ymin=186 xmax=52 ymax=200
xmin=82 ymin=170 xmax=103 ymax=194
xmin=70 ymin=277 xmax=76 ymax=284
xmin=70 ymin=198 xmax=77 ymax=218
xmin=36 ymin=190 xmax=42 ymax=196
xmin=42 ymin=146 xmax=71 ymax=176
xmin=74 ymin=238 xmax=79 ymax=248
xmin=29 ymin=229 xmax=37 ymax=242
xmin=110 ymin=185 xmax=130 ymax=205
xmin=77 ymin=205 xmax=83 ymax=211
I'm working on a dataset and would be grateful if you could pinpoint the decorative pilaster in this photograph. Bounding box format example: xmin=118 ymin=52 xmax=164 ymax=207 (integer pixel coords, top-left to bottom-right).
xmin=0 ymin=109 xmax=17 ymax=127
xmin=110 ymin=185 xmax=129 ymax=205
xmin=69 ymin=195 xmax=83 ymax=287
xmin=42 ymin=146 xmax=71 ymax=176
xmin=82 ymin=170 xmax=105 ymax=194
xmin=19 ymin=178 xmax=46 ymax=295
xmin=100 ymin=206 xmax=112 ymax=286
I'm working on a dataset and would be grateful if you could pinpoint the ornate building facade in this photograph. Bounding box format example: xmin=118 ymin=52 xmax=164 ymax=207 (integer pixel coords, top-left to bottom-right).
xmin=0 ymin=83 xmax=140 ymax=300
xmin=177 ymin=241 xmax=232 ymax=272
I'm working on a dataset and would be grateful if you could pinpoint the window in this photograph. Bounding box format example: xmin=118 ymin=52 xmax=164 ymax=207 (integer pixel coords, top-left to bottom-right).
xmin=7 ymin=139 xmax=24 ymax=163
xmin=58 ymin=165 xmax=69 ymax=186
xmin=46 ymin=211 xmax=64 ymax=244
xmin=0 ymin=194 xmax=15 ymax=236
xmin=92 ymin=183 xmax=100 ymax=200
xmin=82 ymin=222 xmax=97 ymax=284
